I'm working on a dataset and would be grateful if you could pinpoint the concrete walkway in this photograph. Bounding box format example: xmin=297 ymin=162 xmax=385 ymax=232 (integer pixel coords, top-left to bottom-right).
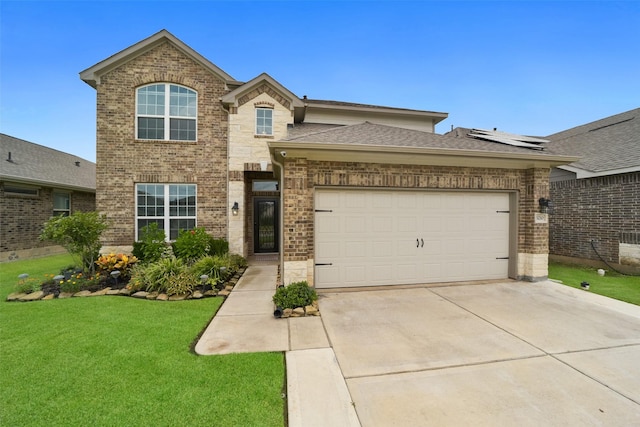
xmin=196 ymin=264 xmax=640 ymax=426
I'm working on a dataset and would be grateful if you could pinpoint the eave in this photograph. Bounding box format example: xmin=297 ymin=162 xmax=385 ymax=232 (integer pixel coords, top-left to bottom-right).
xmin=303 ymin=101 xmax=449 ymax=124
xmin=0 ymin=174 xmax=96 ymax=193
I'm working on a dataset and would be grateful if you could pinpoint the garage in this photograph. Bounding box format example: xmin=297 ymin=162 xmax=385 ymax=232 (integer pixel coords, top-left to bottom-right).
xmin=315 ymin=188 xmax=513 ymax=288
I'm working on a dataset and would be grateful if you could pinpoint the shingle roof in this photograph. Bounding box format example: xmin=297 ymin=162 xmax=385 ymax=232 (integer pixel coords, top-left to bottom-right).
xmin=545 ymin=108 xmax=640 ymax=173
xmin=0 ymin=134 xmax=96 ymax=191
xmin=283 ymin=122 xmax=563 ymax=157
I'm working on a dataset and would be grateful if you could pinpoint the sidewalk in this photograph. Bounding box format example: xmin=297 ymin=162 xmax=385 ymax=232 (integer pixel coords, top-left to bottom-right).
xmin=194 ymin=262 xmax=360 ymax=427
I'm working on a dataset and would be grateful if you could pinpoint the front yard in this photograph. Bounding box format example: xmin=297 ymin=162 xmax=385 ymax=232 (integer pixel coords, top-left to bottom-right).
xmin=548 ymin=261 xmax=640 ymax=306
xmin=0 ymin=255 xmax=285 ymax=426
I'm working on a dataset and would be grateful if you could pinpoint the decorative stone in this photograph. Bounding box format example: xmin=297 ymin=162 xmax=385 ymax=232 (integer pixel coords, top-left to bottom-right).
xmin=291 ymin=307 xmax=305 ymax=317
xmin=20 ymin=291 xmax=45 ymax=301
xmin=73 ymin=290 xmax=92 ymax=297
xmin=131 ymin=291 xmax=148 ymax=299
xmin=58 ymin=292 xmax=73 ymax=299
xmin=106 ymin=289 xmax=121 ymax=295
xmin=119 ymin=288 xmax=132 ymax=296
xmin=305 ymin=305 xmax=319 ymax=316
xmin=91 ymin=288 xmax=110 ymax=296
xmin=204 ymin=290 xmax=218 ymax=297
xmin=6 ymin=292 xmax=27 ymax=301
xmin=192 ymin=291 xmax=203 ymax=299
xmin=282 ymin=308 xmax=293 ymax=318
xmin=168 ymin=294 xmax=187 ymax=301
xmin=156 ymin=293 xmax=168 ymax=301
xmin=146 ymin=292 xmax=158 ymax=300
xmin=225 ymin=285 xmax=234 ymax=291
xmin=42 ymin=294 xmax=55 ymax=300
xmin=218 ymin=290 xmax=230 ymax=297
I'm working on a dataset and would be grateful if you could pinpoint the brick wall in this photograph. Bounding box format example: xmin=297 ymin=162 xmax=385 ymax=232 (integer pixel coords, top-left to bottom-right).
xmin=549 ymin=171 xmax=640 ymax=263
xmin=95 ymin=41 xmax=229 ymax=247
xmin=281 ymin=160 xmax=550 ymax=263
xmin=0 ymin=183 xmax=95 ymax=258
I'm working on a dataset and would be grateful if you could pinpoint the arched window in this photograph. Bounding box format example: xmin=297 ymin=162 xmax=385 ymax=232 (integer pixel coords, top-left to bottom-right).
xmin=136 ymin=84 xmax=197 ymax=141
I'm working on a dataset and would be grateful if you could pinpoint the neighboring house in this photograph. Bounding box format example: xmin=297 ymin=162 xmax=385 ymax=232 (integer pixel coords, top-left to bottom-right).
xmin=80 ymin=30 xmax=575 ymax=287
xmin=0 ymin=134 xmax=96 ymax=261
xmin=545 ymin=108 xmax=640 ymax=270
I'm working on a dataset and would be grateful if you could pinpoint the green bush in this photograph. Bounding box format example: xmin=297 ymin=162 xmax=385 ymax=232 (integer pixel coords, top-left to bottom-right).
xmin=228 ymin=253 xmax=248 ymax=270
xmin=272 ymin=281 xmax=317 ymax=309
xmin=190 ymin=255 xmax=228 ymax=287
xmin=172 ymin=228 xmax=211 ymax=262
xmin=40 ymin=211 xmax=109 ymax=274
xmin=209 ymin=238 xmax=229 ymax=257
xmin=132 ymin=223 xmax=167 ymax=264
xmin=15 ymin=277 xmax=42 ymax=294
xmin=130 ymin=257 xmax=190 ymax=294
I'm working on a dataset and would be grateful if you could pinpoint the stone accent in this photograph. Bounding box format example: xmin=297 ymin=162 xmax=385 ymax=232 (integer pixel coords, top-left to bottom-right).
xmin=550 ymin=172 xmax=640 ymax=265
xmin=517 ymin=253 xmax=549 ymax=281
xmin=95 ymin=41 xmax=229 ymax=247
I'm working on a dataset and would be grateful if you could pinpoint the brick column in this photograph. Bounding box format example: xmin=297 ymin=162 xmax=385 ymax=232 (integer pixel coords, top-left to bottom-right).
xmin=517 ymin=168 xmax=550 ymax=280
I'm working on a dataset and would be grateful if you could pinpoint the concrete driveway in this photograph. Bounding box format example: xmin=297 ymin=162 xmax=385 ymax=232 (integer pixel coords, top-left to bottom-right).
xmin=318 ymin=280 xmax=640 ymax=426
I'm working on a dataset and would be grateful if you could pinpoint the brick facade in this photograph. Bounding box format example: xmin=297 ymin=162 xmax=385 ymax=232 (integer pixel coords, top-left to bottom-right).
xmin=281 ymin=159 xmax=551 ymax=282
xmin=0 ymin=184 xmax=95 ymax=261
xmin=95 ymin=41 xmax=229 ymax=249
xmin=549 ymin=171 xmax=640 ymax=264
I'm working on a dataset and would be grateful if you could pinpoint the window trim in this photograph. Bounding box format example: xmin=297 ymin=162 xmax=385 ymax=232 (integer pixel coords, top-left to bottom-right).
xmin=135 ymin=83 xmax=198 ymax=142
xmin=135 ymin=183 xmax=198 ymax=241
xmin=53 ymin=191 xmax=71 ymax=216
xmin=255 ymin=107 xmax=273 ymax=136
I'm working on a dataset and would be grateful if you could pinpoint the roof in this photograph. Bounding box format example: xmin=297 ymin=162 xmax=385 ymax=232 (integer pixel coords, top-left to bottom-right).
xmin=272 ymin=122 xmax=577 ymax=172
xmin=302 ymin=99 xmax=448 ymax=124
xmin=545 ymin=107 xmax=640 ymax=177
xmin=80 ymin=29 xmax=239 ymax=88
xmin=0 ymin=134 xmax=96 ymax=192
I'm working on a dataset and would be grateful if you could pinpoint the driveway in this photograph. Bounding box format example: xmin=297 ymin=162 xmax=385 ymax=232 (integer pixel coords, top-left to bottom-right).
xmin=318 ymin=280 xmax=640 ymax=426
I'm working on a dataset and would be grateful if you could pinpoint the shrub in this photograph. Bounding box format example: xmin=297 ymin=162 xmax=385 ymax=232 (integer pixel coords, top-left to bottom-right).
xmin=132 ymin=223 xmax=167 ymax=264
xmin=209 ymin=238 xmax=229 ymax=257
xmin=165 ymin=270 xmax=198 ymax=296
xmin=228 ymin=254 xmax=248 ymax=270
xmin=40 ymin=211 xmax=109 ymax=274
xmin=190 ymin=255 xmax=228 ymax=287
xmin=272 ymin=281 xmax=317 ymax=309
xmin=172 ymin=228 xmax=213 ymax=262
xmin=15 ymin=276 xmax=42 ymax=294
xmin=95 ymin=253 xmax=138 ymax=278
xmin=129 ymin=257 xmax=195 ymax=295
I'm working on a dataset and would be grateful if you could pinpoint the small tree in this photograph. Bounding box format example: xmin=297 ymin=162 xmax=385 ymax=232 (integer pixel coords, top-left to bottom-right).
xmin=40 ymin=211 xmax=109 ymax=274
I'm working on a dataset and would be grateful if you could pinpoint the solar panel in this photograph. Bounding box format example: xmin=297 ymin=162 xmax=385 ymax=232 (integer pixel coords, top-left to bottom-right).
xmin=468 ymin=129 xmax=548 ymax=150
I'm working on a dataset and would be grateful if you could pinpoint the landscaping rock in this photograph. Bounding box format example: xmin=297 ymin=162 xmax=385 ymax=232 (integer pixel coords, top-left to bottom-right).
xmin=168 ymin=294 xmax=188 ymax=301
xmin=291 ymin=307 xmax=305 ymax=317
xmin=225 ymin=285 xmax=234 ymax=292
xmin=131 ymin=291 xmax=148 ymax=299
xmin=156 ymin=294 xmax=168 ymax=301
xmin=106 ymin=289 xmax=121 ymax=295
xmin=305 ymin=305 xmax=319 ymax=316
xmin=146 ymin=292 xmax=158 ymax=300
xmin=21 ymin=291 xmax=44 ymax=301
xmin=42 ymin=294 xmax=55 ymax=300
xmin=58 ymin=292 xmax=74 ymax=299
xmin=218 ymin=290 xmax=230 ymax=297
xmin=6 ymin=292 xmax=27 ymax=301
xmin=73 ymin=290 xmax=92 ymax=297
xmin=204 ymin=290 xmax=218 ymax=297
xmin=282 ymin=308 xmax=293 ymax=318
xmin=192 ymin=291 xmax=203 ymax=299
xmin=119 ymin=288 xmax=132 ymax=296
xmin=91 ymin=288 xmax=111 ymax=296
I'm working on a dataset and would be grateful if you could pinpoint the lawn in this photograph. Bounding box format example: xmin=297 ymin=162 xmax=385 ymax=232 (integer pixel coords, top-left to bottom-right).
xmin=0 ymin=255 xmax=285 ymax=427
xmin=548 ymin=261 xmax=640 ymax=306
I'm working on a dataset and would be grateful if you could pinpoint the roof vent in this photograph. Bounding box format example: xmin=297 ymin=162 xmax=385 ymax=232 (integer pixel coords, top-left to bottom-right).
xmin=6 ymin=152 xmax=13 ymax=163
xmin=75 ymin=161 xmax=80 ymax=167
xmin=468 ymin=129 xmax=549 ymax=150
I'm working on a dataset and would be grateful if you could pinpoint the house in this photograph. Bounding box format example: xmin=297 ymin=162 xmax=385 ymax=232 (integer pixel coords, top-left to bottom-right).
xmin=545 ymin=108 xmax=640 ymax=271
xmin=80 ymin=30 xmax=576 ymax=287
xmin=0 ymin=134 xmax=96 ymax=261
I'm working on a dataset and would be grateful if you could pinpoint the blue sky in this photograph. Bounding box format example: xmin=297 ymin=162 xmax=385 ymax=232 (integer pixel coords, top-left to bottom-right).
xmin=1 ymin=0 xmax=639 ymax=162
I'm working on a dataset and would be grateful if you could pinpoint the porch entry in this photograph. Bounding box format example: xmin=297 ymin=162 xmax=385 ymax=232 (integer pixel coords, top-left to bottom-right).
xmin=253 ymin=197 xmax=279 ymax=253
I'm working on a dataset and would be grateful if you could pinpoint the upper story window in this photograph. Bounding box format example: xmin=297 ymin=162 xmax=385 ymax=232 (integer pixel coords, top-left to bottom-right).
xmin=256 ymin=108 xmax=273 ymax=136
xmin=53 ymin=192 xmax=70 ymax=216
xmin=136 ymin=84 xmax=197 ymax=141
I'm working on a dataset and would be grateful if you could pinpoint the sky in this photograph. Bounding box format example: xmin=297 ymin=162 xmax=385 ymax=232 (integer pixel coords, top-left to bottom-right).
xmin=1 ymin=0 xmax=639 ymax=162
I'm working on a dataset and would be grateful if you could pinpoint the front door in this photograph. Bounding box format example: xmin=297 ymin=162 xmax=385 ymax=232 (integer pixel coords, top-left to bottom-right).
xmin=254 ymin=198 xmax=279 ymax=253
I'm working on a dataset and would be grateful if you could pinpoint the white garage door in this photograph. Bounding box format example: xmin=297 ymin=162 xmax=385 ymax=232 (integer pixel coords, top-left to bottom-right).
xmin=315 ymin=189 xmax=511 ymax=289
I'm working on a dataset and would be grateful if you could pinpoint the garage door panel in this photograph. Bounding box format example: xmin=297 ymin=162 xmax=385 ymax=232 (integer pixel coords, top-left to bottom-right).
xmin=315 ymin=189 xmax=511 ymax=288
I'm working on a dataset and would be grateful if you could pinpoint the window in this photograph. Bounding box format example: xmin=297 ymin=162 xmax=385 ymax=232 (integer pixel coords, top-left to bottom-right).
xmin=53 ymin=192 xmax=70 ymax=216
xmin=252 ymin=180 xmax=279 ymax=192
xmin=136 ymin=184 xmax=196 ymax=240
xmin=4 ymin=183 xmax=39 ymax=197
xmin=256 ymin=108 xmax=273 ymax=135
xmin=136 ymin=84 xmax=197 ymax=141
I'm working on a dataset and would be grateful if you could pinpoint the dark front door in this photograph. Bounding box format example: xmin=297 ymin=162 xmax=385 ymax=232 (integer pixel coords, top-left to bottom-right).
xmin=254 ymin=198 xmax=279 ymax=253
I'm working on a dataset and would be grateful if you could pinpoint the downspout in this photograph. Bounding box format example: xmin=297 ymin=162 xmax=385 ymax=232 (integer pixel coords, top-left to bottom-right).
xmin=271 ymin=153 xmax=285 ymax=286
xmin=220 ymin=100 xmax=232 ymax=246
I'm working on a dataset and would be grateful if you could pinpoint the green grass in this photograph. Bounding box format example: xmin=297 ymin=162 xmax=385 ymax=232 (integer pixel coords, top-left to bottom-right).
xmin=0 ymin=255 xmax=285 ymax=426
xmin=548 ymin=261 xmax=640 ymax=306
